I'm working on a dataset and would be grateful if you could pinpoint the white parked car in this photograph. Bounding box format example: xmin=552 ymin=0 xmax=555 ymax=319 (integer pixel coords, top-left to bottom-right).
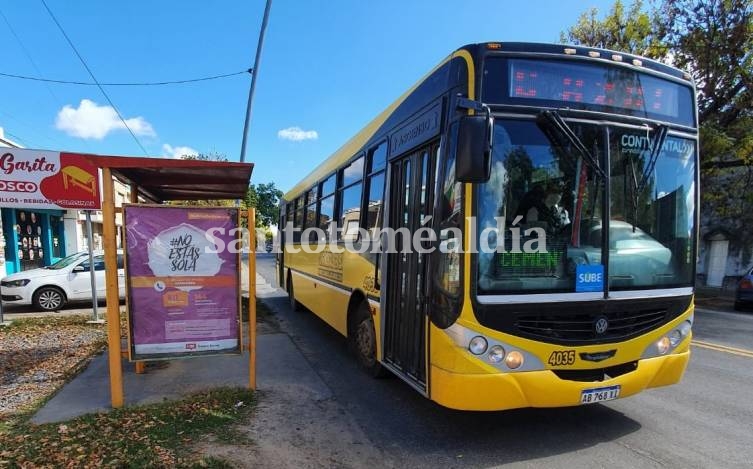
xmin=0 ymin=251 xmax=125 ymax=311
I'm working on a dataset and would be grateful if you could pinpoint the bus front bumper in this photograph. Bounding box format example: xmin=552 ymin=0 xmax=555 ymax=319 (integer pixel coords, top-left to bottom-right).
xmin=429 ymin=350 xmax=690 ymax=411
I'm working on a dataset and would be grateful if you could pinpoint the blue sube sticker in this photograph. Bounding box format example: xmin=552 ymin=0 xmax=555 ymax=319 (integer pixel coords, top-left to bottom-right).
xmin=576 ymin=264 xmax=604 ymax=292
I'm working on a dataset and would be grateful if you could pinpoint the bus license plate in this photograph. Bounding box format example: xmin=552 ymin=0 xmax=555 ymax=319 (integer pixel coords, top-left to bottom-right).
xmin=580 ymin=385 xmax=620 ymax=404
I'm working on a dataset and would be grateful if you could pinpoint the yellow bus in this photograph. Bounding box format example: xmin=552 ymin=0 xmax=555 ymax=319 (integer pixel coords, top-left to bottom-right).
xmin=278 ymin=42 xmax=698 ymax=411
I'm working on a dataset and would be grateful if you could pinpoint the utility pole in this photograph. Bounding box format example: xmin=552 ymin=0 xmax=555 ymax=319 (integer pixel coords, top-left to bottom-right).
xmin=239 ymin=0 xmax=272 ymax=164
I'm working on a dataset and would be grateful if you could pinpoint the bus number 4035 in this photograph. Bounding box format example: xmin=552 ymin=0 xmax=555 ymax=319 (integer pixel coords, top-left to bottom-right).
xmin=548 ymin=350 xmax=576 ymax=366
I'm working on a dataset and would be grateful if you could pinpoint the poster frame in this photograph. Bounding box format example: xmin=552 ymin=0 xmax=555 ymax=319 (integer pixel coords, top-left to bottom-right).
xmin=123 ymin=204 xmax=243 ymax=362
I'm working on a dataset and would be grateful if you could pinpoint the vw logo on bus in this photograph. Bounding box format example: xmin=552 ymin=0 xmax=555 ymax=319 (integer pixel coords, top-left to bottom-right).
xmin=594 ymin=316 xmax=610 ymax=335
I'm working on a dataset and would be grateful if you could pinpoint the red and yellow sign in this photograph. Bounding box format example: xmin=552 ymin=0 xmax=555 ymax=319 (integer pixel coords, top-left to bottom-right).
xmin=0 ymin=149 xmax=100 ymax=210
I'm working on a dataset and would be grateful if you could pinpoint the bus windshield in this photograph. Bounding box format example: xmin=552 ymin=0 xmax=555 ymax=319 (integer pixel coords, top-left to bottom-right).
xmin=476 ymin=119 xmax=696 ymax=295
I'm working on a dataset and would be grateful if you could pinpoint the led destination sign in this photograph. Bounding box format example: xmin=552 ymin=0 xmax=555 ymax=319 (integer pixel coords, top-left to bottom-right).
xmin=482 ymin=57 xmax=695 ymax=126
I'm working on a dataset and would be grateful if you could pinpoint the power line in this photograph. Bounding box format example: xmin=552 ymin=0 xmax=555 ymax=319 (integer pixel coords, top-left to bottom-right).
xmin=0 ymin=6 xmax=95 ymax=151
xmin=0 ymin=69 xmax=250 ymax=86
xmin=0 ymin=8 xmax=60 ymax=102
xmin=0 ymin=107 xmax=69 ymax=148
xmin=40 ymin=0 xmax=149 ymax=156
xmin=4 ymin=131 xmax=29 ymax=146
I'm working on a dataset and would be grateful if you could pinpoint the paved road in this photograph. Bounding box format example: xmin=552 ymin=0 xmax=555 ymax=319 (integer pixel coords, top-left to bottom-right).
xmin=255 ymin=253 xmax=753 ymax=468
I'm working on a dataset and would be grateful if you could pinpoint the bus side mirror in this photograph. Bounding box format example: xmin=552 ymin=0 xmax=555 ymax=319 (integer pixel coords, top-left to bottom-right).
xmin=455 ymin=114 xmax=493 ymax=183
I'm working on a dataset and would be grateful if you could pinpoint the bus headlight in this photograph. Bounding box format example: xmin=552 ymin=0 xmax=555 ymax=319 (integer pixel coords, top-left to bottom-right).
xmin=657 ymin=336 xmax=671 ymax=355
xmin=488 ymin=345 xmax=505 ymax=363
xmin=678 ymin=320 xmax=692 ymax=338
xmin=668 ymin=329 xmax=683 ymax=346
xmin=505 ymin=351 xmax=524 ymax=369
xmin=469 ymin=336 xmax=488 ymax=355
xmin=641 ymin=318 xmax=693 ymax=359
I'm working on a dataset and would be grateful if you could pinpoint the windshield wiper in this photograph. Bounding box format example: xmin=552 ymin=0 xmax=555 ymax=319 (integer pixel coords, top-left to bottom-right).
xmin=537 ymin=110 xmax=606 ymax=180
xmin=627 ymin=124 xmax=668 ymax=232
xmin=636 ymin=124 xmax=668 ymax=196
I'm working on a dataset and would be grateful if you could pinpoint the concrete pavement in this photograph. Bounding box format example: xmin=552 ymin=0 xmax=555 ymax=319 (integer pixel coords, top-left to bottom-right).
xmin=32 ymin=333 xmax=329 ymax=424
xmin=32 ymin=272 xmax=328 ymax=424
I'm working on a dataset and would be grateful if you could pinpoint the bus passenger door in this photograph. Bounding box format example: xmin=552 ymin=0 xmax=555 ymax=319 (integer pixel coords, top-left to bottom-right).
xmin=384 ymin=145 xmax=436 ymax=391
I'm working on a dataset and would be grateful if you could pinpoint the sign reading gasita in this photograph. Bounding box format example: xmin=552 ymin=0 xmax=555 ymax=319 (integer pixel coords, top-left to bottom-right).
xmin=124 ymin=205 xmax=241 ymax=360
xmin=0 ymin=149 xmax=101 ymax=209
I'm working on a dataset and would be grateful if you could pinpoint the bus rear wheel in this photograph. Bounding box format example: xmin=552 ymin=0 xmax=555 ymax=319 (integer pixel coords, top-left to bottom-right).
xmin=352 ymin=302 xmax=389 ymax=378
xmin=287 ymin=273 xmax=301 ymax=312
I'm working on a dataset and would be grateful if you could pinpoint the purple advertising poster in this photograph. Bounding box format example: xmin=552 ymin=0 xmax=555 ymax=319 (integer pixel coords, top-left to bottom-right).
xmin=124 ymin=205 xmax=241 ymax=360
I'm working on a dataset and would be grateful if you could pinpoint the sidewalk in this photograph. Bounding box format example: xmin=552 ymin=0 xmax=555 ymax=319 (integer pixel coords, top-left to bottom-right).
xmin=32 ymin=333 xmax=327 ymax=424
xmin=694 ymin=285 xmax=736 ymax=312
xmin=32 ymin=273 xmax=303 ymax=424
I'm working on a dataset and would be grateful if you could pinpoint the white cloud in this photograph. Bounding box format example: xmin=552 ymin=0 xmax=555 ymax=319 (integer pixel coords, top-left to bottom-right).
xmin=162 ymin=143 xmax=199 ymax=159
xmin=277 ymin=126 xmax=318 ymax=142
xmin=55 ymin=99 xmax=156 ymax=140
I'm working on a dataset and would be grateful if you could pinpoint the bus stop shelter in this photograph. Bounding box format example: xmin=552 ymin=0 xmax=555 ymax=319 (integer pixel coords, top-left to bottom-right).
xmin=87 ymin=154 xmax=255 ymax=408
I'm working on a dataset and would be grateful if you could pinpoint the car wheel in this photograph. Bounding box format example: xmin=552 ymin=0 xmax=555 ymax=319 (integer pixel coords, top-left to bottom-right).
xmin=351 ymin=302 xmax=389 ymax=378
xmin=734 ymin=301 xmax=745 ymax=311
xmin=33 ymin=287 xmax=66 ymax=311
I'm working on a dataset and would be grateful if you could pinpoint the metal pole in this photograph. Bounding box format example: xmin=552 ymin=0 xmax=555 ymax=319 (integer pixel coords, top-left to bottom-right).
xmin=0 ymin=279 xmax=6 ymax=326
xmin=239 ymin=0 xmax=272 ymax=164
xmin=0 ymin=231 xmax=7 ymax=325
xmin=86 ymin=210 xmax=99 ymax=321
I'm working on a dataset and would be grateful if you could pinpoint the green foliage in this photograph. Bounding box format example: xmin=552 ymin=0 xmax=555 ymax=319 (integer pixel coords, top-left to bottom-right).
xmin=244 ymin=182 xmax=283 ymax=228
xmin=180 ymin=152 xmax=229 ymax=162
xmin=559 ymin=0 xmax=667 ymax=58
xmin=173 ymin=153 xmax=236 ymax=207
xmin=658 ymin=0 xmax=753 ymax=125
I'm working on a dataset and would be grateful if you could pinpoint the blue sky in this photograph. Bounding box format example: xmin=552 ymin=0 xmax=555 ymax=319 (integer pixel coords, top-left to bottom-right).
xmin=0 ymin=0 xmax=616 ymax=192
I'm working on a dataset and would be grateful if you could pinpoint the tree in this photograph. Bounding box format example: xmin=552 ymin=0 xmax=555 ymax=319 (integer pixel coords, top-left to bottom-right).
xmin=560 ymin=0 xmax=666 ymax=59
xmin=180 ymin=151 xmax=228 ymax=162
xmin=658 ymin=0 xmax=753 ymax=166
xmin=173 ymin=152 xmax=235 ymax=207
xmin=245 ymin=182 xmax=283 ymax=228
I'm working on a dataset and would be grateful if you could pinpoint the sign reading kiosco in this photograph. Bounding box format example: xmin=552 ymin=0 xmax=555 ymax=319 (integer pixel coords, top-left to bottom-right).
xmin=0 ymin=149 xmax=101 ymax=210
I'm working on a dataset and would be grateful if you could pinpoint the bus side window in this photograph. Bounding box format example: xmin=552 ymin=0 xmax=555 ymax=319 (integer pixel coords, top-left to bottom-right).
xmin=365 ymin=142 xmax=387 ymax=236
xmin=317 ymin=173 xmax=337 ymax=240
xmin=304 ymin=186 xmax=317 ymax=243
xmin=294 ymin=197 xmax=304 ymax=243
xmin=285 ymin=203 xmax=294 ymax=244
xmin=338 ymin=155 xmax=364 ymax=241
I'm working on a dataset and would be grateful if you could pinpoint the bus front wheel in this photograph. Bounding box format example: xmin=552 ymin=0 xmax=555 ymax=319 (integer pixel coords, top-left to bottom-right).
xmin=352 ymin=302 xmax=389 ymax=378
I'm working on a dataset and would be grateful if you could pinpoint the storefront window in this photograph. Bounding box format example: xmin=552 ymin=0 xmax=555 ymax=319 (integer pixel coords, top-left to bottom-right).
xmin=16 ymin=210 xmax=44 ymax=271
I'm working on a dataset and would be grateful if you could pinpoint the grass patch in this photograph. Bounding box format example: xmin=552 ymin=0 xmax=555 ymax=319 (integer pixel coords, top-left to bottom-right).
xmin=1 ymin=313 xmax=94 ymax=331
xmin=0 ymin=387 xmax=255 ymax=468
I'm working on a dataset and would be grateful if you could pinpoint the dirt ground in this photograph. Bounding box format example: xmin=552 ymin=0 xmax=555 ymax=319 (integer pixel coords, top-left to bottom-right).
xmin=197 ymin=385 xmax=387 ymax=469
xmin=197 ymin=290 xmax=390 ymax=468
